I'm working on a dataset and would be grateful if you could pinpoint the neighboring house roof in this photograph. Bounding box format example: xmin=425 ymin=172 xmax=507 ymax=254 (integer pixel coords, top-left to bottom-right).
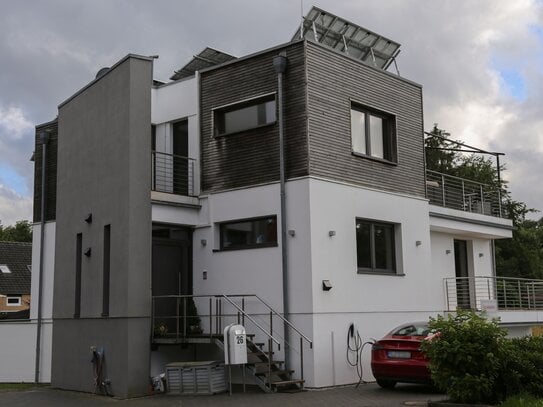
xmin=0 ymin=241 xmax=31 ymax=295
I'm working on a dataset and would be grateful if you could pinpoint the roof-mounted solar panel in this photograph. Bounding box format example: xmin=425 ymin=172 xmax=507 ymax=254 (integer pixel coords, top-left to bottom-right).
xmin=292 ymin=6 xmax=401 ymax=72
xmin=170 ymin=47 xmax=237 ymax=81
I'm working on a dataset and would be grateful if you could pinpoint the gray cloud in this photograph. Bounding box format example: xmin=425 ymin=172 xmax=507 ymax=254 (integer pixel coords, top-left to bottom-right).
xmin=0 ymin=0 xmax=542 ymax=224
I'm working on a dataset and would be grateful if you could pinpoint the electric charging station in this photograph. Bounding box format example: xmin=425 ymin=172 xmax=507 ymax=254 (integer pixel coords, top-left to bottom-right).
xmin=224 ymin=324 xmax=247 ymax=394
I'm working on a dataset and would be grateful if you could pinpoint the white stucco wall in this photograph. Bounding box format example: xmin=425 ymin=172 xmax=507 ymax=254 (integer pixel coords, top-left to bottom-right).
xmin=31 ymin=222 xmax=56 ymax=320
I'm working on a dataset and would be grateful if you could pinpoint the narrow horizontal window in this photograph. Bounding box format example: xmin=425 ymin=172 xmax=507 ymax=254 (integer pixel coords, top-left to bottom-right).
xmin=356 ymin=219 xmax=396 ymax=274
xmin=220 ymin=216 xmax=278 ymax=250
xmin=351 ymin=103 xmax=396 ymax=162
xmin=215 ymin=95 xmax=276 ymax=136
xmin=6 ymin=296 xmax=21 ymax=306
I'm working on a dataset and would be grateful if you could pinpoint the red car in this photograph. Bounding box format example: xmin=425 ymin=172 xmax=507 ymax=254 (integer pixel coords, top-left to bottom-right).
xmin=371 ymin=322 xmax=433 ymax=389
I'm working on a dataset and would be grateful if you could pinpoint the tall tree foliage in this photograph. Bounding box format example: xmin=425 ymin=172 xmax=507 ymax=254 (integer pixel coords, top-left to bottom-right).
xmin=0 ymin=220 xmax=32 ymax=243
xmin=425 ymin=125 xmax=542 ymax=279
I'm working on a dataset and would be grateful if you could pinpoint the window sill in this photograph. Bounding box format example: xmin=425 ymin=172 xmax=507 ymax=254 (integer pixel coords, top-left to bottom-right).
xmin=357 ymin=270 xmax=405 ymax=277
xmin=213 ymin=243 xmax=278 ymax=252
xmin=351 ymin=151 xmax=397 ymax=166
xmin=214 ymin=121 xmax=276 ymax=138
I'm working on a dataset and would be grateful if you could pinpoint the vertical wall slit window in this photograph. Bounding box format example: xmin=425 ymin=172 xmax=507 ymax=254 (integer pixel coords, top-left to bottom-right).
xmin=350 ymin=103 xmax=397 ymax=162
xmin=220 ymin=215 xmax=278 ymax=250
xmin=356 ymin=219 xmax=396 ymax=274
xmin=102 ymin=225 xmax=111 ymax=317
xmin=214 ymin=94 xmax=276 ymax=136
xmin=74 ymin=233 xmax=82 ymax=318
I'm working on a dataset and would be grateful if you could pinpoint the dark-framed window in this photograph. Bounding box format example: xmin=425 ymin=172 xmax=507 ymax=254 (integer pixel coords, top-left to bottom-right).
xmin=214 ymin=94 xmax=276 ymax=137
xmin=351 ymin=103 xmax=396 ymax=162
xmin=220 ymin=215 xmax=278 ymax=250
xmin=356 ymin=219 xmax=396 ymax=274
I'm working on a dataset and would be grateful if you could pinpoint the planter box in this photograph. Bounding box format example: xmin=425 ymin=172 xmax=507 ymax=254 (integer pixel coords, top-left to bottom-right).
xmin=166 ymin=361 xmax=226 ymax=395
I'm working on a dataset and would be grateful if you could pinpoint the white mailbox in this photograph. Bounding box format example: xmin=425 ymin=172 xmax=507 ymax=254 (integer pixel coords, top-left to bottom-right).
xmin=224 ymin=324 xmax=247 ymax=365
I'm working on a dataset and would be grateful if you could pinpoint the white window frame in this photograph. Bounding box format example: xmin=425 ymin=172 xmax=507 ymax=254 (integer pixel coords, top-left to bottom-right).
xmin=6 ymin=296 xmax=21 ymax=306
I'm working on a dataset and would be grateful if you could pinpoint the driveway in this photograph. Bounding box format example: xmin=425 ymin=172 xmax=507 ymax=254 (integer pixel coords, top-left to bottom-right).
xmin=0 ymin=383 xmax=445 ymax=406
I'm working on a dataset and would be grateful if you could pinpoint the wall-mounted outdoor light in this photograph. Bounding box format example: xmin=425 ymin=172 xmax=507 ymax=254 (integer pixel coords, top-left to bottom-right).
xmin=201 ymin=239 xmax=207 ymax=246
xmin=416 ymin=240 xmax=422 ymax=247
xmin=203 ymin=270 xmax=207 ymax=280
xmin=446 ymin=249 xmax=452 ymax=255
xmin=288 ymin=229 xmax=296 ymax=237
xmin=479 ymin=253 xmax=484 ymax=258
xmin=84 ymin=248 xmax=92 ymax=257
xmin=322 ymin=280 xmax=333 ymax=291
xmin=84 ymin=213 xmax=92 ymax=224
xmin=329 ymin=230 xmax=336 ymax=237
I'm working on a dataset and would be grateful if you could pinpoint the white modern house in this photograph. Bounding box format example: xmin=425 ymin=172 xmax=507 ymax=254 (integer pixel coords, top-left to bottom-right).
xmin=7 ymin=5 xmax=538 ymax=397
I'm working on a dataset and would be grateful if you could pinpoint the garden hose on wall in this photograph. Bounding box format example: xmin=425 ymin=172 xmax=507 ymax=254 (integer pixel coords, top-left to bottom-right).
xmin=346 ymin=324 xmax=375 ymax=387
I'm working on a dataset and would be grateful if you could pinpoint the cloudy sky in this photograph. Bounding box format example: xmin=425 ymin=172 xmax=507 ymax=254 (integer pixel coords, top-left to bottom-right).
xmin=0 ymin=0 xmax=542 ymax=226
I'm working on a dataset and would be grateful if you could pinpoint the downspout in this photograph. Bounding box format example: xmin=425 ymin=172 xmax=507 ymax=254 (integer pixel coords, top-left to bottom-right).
xmin=35 ymin=130 xmax=49 ymax=383
xmin=273 ymin=52 xmax=289 ymax=369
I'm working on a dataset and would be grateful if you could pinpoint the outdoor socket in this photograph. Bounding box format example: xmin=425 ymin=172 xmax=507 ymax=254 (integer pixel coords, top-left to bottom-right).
xmin=322 ymin=280 xmax=333 ymax=291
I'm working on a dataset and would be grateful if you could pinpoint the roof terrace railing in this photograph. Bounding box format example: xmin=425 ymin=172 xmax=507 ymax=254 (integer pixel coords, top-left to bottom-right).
xmin=426 ymin=169 xmax=504 ymax=218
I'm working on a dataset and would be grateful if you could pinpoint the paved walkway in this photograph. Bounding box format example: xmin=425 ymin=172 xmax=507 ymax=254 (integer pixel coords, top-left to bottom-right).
xmin=1 ymin=383 xmax=445 ymax=407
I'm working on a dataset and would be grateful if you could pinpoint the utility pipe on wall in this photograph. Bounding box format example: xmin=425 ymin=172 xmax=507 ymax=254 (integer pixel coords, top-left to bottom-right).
xmin=273 ymin=52 xmax=289 ymax=369
xmin=35 ymin=130 xmax=49 ymax=384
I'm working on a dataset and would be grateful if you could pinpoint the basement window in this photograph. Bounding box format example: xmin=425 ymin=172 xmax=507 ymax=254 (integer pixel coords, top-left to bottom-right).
xmin=220 ymin=216 xmax=278 ymax=250
xmin=214 ymin=94 xmax=276 ymax=136
xmin=6 ymin=296 xmax=21 ymax=306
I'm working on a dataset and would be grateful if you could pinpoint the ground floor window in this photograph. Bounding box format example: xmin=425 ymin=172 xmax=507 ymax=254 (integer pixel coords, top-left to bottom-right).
xmin=220 ymin=215 xmax=277 ymax=250
xmin=356 ymin=219 xmax=396 ymax=274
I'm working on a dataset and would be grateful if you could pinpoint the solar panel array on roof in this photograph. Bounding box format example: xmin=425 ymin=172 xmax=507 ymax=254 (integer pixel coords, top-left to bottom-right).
xmin=170 ymin=47 xmax=237 ymax=81
xmin=292 ymin=6 xmax=401 ymax=72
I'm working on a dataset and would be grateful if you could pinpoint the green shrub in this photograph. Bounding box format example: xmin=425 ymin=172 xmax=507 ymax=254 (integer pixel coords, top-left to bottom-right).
xmin=499 ymin=337 xmax=543 ymax=399
xmin=500 ymin=394 xmax=543 ymax=407
xmin=421 ymin=311 xmax=507 ymax=404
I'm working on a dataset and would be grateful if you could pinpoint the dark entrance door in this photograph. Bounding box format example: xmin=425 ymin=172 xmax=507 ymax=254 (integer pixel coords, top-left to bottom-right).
xmin=454 ymin=239 xmax=471 ymax=309
xmin=152 ymin=227 xmax=192 ymax=336
xmin=172 ymin=120 xmax=189 ymax=195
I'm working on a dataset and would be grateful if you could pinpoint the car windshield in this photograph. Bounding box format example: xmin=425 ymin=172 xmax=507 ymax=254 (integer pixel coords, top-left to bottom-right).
xmin=392 ymin=324 xmax=431 ymax=337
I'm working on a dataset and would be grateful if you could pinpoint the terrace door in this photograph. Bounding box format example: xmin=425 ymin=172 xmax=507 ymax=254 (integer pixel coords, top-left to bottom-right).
xmin=152 ymin=227 xmax=192 ymax=337
xmin=454 ymin=239 xmax=471 ymax=309
xmin=172 ymin=120 xmax=189 ymax=196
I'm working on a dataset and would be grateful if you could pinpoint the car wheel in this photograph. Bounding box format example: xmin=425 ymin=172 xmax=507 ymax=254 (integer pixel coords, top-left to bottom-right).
xmin=376 ymin=379 xmax=397 ymax=389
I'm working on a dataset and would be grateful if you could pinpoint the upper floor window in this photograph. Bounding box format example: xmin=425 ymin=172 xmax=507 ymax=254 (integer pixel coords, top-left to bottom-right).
xmin=215 ymin=94 xmax=276 ymax=137
xmin=220 ymin=215 xmax=277 ymax=250
xmin=351 ymin=104 xmax=396 ymax=162
xmin=356 ymin=218 xmax=396 ymax=274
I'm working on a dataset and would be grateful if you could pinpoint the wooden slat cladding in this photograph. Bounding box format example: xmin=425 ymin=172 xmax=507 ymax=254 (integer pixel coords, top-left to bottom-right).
xmin=305 ymin=42 xmax=426 ymax=198
xmin=200 ymin=42 xmax=308 ymax=193
xmin=33 ymin=119 xmax=58 ymax=222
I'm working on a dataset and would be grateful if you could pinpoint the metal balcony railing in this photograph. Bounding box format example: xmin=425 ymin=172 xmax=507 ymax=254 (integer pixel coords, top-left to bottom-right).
xmin=152 ymin=151 xmax=196 ymax=196
xmin=426 ymin=170 xmax=504 ymax=217
xmin=445 ymin=276 xmax=543 ymax=311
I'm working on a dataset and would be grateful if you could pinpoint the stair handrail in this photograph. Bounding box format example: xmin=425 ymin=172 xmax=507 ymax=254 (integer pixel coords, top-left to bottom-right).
xmin=220 ymin=294 xmax=281 ymax=347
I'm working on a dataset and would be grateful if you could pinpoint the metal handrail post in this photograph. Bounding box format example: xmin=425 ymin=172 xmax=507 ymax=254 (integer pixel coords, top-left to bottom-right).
xmin=461 ymin=179 xmax=466 ymax=210
xmin=445 ymin=280 xmax=450 ymax=311
xmin=209 ymin=298 xmax=213 ymax=339
xmin=176 ymin=297 xmax=180 ymax=341
xmin=300 ymin=336 xmax=304 ymax=390
xmin=441 ymin=174 xmax=446 ymax=206
xmin=183 ymin=297 xmax=187 ymax=338
xmin=242 ymin=297 xmax=245 ymax=326
xmin=518 ymin=280 xmax=521 ymax=309
xmin=151 ymin=297 xmax=155 ymax=341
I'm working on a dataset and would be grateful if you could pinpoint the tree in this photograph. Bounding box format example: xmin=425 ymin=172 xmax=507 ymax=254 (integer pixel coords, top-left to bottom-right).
xmin=0 ymin=220 xmax=32 ymax=243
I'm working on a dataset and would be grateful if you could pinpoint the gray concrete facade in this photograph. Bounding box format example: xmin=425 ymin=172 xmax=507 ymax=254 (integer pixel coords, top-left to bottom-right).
xmin=52 ymin=55 xmax=153 ymax=397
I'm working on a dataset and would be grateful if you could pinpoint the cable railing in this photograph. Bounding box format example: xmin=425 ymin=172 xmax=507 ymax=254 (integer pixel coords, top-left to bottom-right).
xmin=444 ymin=276 xmax=543 ymax=311
xmin=426 ymin=170 xmax=504 ymax=217
xmin=151 ymin=151 xmax=196 ymax=196
xmin=151 ymin=294 xmax=312 ymax=391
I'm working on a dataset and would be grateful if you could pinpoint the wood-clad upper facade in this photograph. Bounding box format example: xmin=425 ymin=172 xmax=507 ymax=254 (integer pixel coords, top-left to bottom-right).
xmin=200 ymin=40 xmax=426 ymax=198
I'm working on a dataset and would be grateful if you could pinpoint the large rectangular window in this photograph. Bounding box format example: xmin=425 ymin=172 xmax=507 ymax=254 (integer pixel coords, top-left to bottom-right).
xmin=220 ymin=216 xmax=277 ymax=250
xmin=356 ymin=219 xmax=396 ymax=274
xmin=351 ymin=104 xmax=396 ymax=162
xmin=215 ymin=94 xmax=276 ymax=136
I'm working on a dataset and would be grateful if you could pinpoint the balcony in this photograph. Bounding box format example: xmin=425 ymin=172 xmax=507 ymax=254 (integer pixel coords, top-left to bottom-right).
xmin=445 ymin=276 xmax=543 ymax=312
xmin=426 ymin=170 xmax=504 ymax=218
xmin=151 ymin=151 xmax=196 ymax=197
